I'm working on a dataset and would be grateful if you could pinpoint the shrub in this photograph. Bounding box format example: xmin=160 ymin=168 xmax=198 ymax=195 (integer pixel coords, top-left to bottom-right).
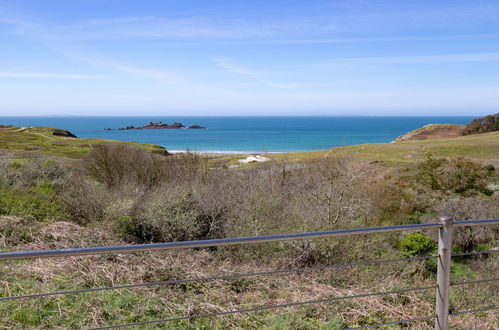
xmin=434 ymin=197 xmax=498 ymax=252
xmin=58 ymin=174 xmax=105 ymax=225
xmin=418 ymin=155 xmax=492 ymax=195
xmin=113 ymin=188 xmax=211 ymax=243
xmin=464 ymin=113 xmax=498 ymax=134
xmin=83 ymin=144 xmax=204 ymax=189
xmin=399 ymin=232 xmax=436 ymax=257
xmin=0 ymin=157 xmax=67 ymax=188
xmin=83 ymin=144 xmax=163 ymax=188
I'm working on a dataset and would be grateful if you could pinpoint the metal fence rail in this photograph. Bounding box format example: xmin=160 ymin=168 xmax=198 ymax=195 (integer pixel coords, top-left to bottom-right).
xmin=1 ymin=217 xmax=498 ymax=329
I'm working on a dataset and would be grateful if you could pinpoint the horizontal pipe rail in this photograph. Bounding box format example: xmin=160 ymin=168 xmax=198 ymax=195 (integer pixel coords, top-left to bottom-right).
xmin=0 ymin=222 xmax=445 ymax=260
xmin=1 ymin=219 xmax=496 ymax=261
xmin=453 ymin=219 xmax=499 ymax=227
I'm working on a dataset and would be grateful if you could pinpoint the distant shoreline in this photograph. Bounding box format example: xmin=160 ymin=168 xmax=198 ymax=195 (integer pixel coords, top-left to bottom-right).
xmin=168 ymin=149 xmax=285 ymax=155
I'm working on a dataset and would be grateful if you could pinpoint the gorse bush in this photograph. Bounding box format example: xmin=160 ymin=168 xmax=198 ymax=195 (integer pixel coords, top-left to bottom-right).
xmin=418 ymin=155 xmax=493 ymax=195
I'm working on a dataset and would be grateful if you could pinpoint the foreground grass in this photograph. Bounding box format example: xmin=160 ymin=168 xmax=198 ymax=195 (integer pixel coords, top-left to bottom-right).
xmin=0 ymin=126 xmax=167 ymax=158
xmin=1 ymin=219 xmax=497 ymax=329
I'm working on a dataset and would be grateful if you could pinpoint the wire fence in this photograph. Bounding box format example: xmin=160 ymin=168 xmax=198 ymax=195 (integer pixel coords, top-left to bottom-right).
xmin=0 ymin=218 xmax=498 ymax=329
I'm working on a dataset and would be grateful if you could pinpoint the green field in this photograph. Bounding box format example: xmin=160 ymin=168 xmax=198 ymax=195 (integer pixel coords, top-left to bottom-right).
xmin=0 ymin=126 xmax=167 ymax=159
xmin=272 ymin=131 xmax=499 ymax=165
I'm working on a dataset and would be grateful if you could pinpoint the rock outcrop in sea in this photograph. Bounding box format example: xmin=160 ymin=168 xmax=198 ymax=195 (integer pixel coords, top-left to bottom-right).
xmin=106 ymin=121 xmax=206 ymax=130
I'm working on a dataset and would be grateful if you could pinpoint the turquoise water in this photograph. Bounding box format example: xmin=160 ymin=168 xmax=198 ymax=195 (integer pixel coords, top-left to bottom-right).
xmin=0 ymin=116 xmax=474 ymax=153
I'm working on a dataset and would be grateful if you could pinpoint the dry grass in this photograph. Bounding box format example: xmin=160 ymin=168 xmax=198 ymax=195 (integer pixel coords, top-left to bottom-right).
xmin=1 ymin=218 xmax=497 ymax=329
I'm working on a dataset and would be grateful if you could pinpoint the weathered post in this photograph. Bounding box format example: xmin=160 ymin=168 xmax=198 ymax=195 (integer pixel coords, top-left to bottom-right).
xmin=435 ymin=216 xmax=453 ymax=330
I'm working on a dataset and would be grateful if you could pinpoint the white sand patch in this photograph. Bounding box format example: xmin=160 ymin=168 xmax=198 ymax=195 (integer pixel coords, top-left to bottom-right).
xmin=238 ymin=155 xmax=270 ymax=164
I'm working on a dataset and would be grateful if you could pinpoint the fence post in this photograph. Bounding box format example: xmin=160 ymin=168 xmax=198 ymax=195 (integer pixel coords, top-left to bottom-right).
xmin=435 ymin=216 xmax=453 ymax=330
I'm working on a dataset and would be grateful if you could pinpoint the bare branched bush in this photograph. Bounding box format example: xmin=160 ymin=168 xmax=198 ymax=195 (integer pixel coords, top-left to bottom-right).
xmin=84 ymin=145 xmax=205 ymax=189
xmin=300 ymin=158 xmax=376 ymax=228
xmin=433 ymin=197 xmax=499 ymax=251
xmin=83 ymin=144 xmax=166 ymax=188
xmin=0 ymin=156 xmax=67 ymax=188
xmin=58 ymin=173 xmax=105 ymax=225
xmin=362 ymin=174 xmax=418 ymax=226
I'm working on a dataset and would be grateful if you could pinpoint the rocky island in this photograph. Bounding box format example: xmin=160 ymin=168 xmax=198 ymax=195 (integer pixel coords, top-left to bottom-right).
xmin=105 ymin=121 xmax=206 ymax=130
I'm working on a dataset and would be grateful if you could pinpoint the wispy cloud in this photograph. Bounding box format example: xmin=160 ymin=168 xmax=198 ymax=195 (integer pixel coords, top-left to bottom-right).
xmin=212 ymin=57 xmax=296 ymax=89
xmin=3 ymin=4 xmax=499 ymax=45
xmin=311 ymin=53 xmax=499 ymax=67
xmin=0 ymin=72 xmax=102 ymax=79
xmin=58 ymin=50 xmax=177 ymax=80
xmin=324 ymin=52 xmax=499 ymax=65
xmin=212 ymin=57 xmax=263 ymax=78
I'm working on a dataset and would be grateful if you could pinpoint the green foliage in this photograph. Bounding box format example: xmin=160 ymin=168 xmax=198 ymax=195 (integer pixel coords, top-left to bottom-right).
xmin=483 ymin=164 xmax=495 ymax=174
xmin=0 ymin=186 xmax=68 ymax=221
xmin=418 ymin=154 xmax=493 ymax=195
xmin=399 ymin=232 xmax=436 ymax=257
xmin=465 ymin=113 xmax=498 ymax=134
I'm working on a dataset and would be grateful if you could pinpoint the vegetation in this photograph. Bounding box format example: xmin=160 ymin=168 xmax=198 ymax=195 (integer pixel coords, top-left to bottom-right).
xmin=0 ymin=125 xmax=498 ymax=328
xmin=465 ymin=113 xmax=498 ymax=135
xmin=0 ymin=125 xmax=167 ymax=158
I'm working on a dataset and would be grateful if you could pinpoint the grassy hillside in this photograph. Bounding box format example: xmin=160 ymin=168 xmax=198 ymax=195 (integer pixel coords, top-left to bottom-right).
xmin=272 ymin=131 xmax=499 ymax=166
xmin=0 ymin=125 xmax=167 ymax=158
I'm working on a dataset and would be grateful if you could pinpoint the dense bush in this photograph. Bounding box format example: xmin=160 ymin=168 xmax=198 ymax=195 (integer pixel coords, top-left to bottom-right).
xmin=464 ymin=113 xmax=498 ymax=134
xmin=112 ymin=188 xmax=215 ymax=243
xmin=83 ymin=144 xmax=205 ymax=189
xmin=83 ymin=144 xmax=166 ymax=188
xmin=0 ymin=157 xmax=67 ymax=188
xmin=399 ymin=232 xmax=436 ymax=257
xmin=418 ymin=155 xmax=493 ymax=195
xmin=58 ymin=174 xmax=105 ymax=225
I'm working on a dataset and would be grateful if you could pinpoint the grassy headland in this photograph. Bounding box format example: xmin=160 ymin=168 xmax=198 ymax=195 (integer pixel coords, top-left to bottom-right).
xmin=273 ymin=131 xmax=499 ymax=165
xmin=0 ymin=125 xmax=167 ymax=159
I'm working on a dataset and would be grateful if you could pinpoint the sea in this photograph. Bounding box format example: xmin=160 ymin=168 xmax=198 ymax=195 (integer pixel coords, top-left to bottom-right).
xmin=0 ymin=116 xmax=475 ymax=153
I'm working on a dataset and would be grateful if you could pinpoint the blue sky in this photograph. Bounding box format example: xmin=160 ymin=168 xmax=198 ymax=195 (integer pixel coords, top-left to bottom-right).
xmin=1 ymin=0 xmax=499 ymax=116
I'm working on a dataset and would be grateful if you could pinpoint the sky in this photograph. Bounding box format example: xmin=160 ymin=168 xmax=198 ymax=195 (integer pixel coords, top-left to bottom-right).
xmin=1 ymin=0 xmax=499 ymax=116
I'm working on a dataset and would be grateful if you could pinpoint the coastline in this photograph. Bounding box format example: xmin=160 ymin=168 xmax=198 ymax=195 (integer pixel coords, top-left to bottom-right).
xmin=168 ymin=149 xmax=285 ymax=155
